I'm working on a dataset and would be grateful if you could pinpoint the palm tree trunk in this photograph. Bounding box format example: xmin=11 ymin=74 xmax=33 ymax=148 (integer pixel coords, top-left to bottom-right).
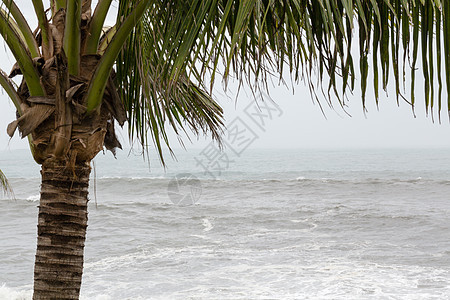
xmin=33 ymin=158 xmax=91 ymax=299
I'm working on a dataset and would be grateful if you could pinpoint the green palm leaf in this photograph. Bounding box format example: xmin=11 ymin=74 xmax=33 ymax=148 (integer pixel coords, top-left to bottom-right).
xmin=116 ymin=0 xmax=449 ymax=129
xmin=115 ymin=1 xmax=225 ymax=163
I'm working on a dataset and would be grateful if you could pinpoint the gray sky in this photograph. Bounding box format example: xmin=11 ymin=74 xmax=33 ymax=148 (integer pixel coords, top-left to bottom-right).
xmin=1 ymin=1 xmax=450 ymax=152
xmin=3 ymin=75 xmax=449 ymax=151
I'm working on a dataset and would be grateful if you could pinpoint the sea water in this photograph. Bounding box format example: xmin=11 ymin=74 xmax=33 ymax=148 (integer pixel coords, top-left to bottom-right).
xmin=1 ymin=148 xmax=450 ymax=299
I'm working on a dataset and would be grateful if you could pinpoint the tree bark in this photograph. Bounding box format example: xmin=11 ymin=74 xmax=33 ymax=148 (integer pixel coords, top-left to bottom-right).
xmin=33 ymin=159 xmax=91 ymax=299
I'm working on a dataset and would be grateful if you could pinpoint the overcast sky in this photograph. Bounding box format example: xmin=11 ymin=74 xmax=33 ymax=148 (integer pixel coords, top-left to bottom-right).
xmin=1 ymin=1 xmax=450 ymax=152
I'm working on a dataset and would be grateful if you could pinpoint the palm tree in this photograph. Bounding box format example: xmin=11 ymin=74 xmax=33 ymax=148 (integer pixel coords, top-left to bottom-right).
xmin=1 ymin=0 xmax=449 ymax=299
xmin=2 ymin=0 xmax=223 ymax=298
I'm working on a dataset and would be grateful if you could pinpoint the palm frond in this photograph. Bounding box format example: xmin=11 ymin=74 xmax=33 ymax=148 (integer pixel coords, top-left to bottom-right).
xmin=1 ymin=0 xmax=40 ymax=58
xmin=115 ymin=0 xmax=449 ymax=161
xmin=0 ymin=7 xmax=44 ymax=96
xmin=115 ymin=1 xmax=224 ymax=163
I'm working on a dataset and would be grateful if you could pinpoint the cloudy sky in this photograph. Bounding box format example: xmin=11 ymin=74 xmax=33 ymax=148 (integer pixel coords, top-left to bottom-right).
xmin=1 ymin=1 xmax=450 ymax=152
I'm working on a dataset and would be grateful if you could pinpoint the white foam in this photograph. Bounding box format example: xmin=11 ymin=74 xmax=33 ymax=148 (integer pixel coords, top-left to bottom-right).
xmin=0 ymin=284 xmax=113 ymax=300
xmin=26 ymin=195 xmax=39 ymax=202
xmin=290 ymin=219 xmax=318 ymax=230
xmin=0 ymin=284 xmax=32 ymax=300
xmin=202 ymin=218 xmax=214 ymax=232
xmin=190 ymin=234 xmax=209 ymax=240
xmin=78 ymin=241 xmax=450 ymax=299
xmin=80 ymin=295 xmax=112 ymax=300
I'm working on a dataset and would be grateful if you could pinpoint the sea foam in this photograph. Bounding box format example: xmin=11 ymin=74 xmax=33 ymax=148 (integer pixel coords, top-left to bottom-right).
xmin=0 ymin=284 xmax=32 ymax=300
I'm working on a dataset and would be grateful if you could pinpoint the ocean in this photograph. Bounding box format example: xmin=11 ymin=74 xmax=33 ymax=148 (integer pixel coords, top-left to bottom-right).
xmin=1 ymin=148 xmax=450 ymax=299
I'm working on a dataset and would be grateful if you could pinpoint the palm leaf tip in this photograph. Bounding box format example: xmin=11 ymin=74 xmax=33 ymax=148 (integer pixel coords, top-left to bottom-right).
xmin=0 ymin=169 xmax=12 ymax=196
